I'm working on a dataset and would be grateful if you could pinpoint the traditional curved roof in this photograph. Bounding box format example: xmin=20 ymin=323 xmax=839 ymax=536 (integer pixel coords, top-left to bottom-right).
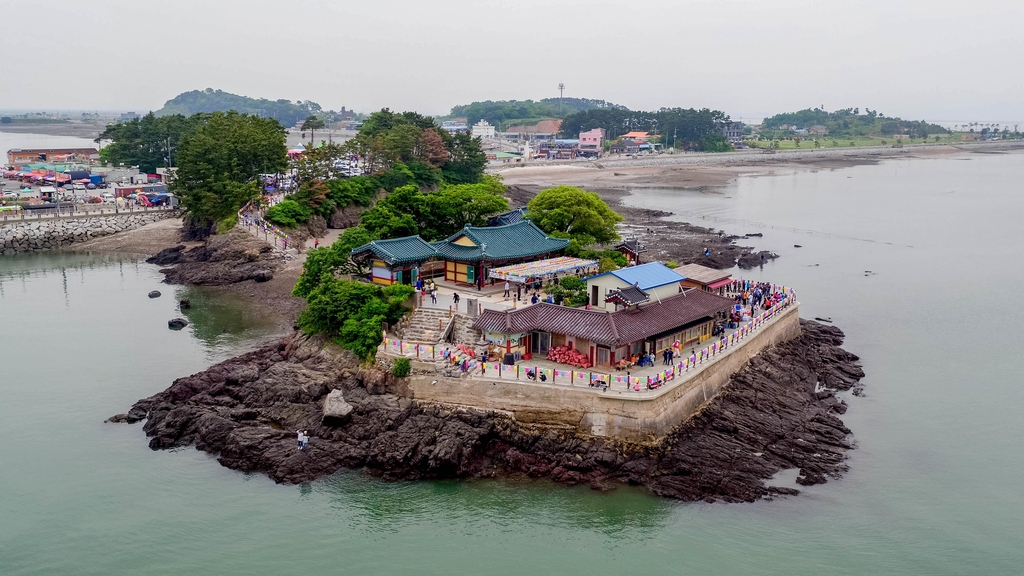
xmin=432 ymin=221 xmax=569 ymax=263
xmin=605 ymin=284 xmax=650 ymax=306
xmin=351 ymin=235 xmax=437 ymax=265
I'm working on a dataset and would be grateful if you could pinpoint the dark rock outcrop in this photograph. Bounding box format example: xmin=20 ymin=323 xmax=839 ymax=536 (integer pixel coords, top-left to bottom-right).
xmin=111 ymin=320 xmax=863 ymax=502
xmin=148 ymin=290 xmax=162 ymax=298
xmin=150 ymin=229 xmax=284 ymax=286
xmin=168 ymin=318 xmax=189 ymax=330
xmin=148 ymin=245 xmax=186 ymax=266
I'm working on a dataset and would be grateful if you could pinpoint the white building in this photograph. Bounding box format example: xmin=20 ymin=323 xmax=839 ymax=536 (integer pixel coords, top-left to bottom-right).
xmin=472 ymin=120 xmax=496 ymax=139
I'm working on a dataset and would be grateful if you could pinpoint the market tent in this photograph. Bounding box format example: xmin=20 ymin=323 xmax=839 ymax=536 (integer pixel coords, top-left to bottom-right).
xmin=488 ymin=256 xmax=599 ymax=284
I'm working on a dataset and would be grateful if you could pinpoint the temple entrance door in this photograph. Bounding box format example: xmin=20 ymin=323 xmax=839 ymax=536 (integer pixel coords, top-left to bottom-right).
xmin=531 ymin=331 xmax=550 ymax=354
xmin=597 ymin=346 xmax=611 ymax=367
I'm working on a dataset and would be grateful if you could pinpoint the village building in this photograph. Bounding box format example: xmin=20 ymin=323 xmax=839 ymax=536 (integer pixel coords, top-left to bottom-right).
xmin=719 ymin=121 xmax=744 ymax=140
xmin=473 ymin=288 xmax=734 ymax=367
xmin=7 ymin=148 xmax=98 ymax=166
xmin=471 ymin=120 xmax=495 ymax=139
xmin=613 ymin=238 xmax=646 ymax=265
xmin=578 ymin=128 xmax=604 ymax=157
xmin=674 ymin=263 xmax=733 ymax=293
xmin=585 ymin=262 xmax=685 ymax=311
xmin=351 ymin=235 xmax=439 ymax=285
xmin=432 ymin=221 xmax=569 ymax=288
xmin=808 ymin=125 xmax=829 ymax=135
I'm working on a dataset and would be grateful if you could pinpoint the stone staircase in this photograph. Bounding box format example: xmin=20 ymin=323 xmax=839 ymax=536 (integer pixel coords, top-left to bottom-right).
xmin=396 ymin=308 xmax=453 ymax=343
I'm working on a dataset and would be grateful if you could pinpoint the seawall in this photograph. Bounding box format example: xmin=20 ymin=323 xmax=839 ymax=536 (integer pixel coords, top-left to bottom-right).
xmin=402 ymin=302 xmax=802 ymax=441
xmin=0 ymin=210 xmax=175 ymax=255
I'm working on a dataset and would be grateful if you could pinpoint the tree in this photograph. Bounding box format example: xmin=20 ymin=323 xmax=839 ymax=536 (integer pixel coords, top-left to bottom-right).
xmin=548 ymin=276 xmax=588 ymax=307
xmin=171 ymin=111 xmax=287 ymax=232
xmin=441 ymin=132 xmax=487 ymax=184
xmin=418 ymin=128 xmax=449 ymax=167
xmin=293 ymin=226 xmax=377 ymax=297
xmin=527 ymin=186 xmax=623 ymax=246
xmin=96 ymin=112 xmax=203 ymax=173
xmin=294 ymin=142 xmax=347 ymax=183
xmin=302 ymin=115 xmax=326 ymax=144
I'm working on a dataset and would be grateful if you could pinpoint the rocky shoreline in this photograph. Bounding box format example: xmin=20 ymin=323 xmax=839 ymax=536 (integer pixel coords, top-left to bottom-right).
xmin=109 ymin=319 xmax=863 ymax=502
xmin=505 ymin=184 xmax=776 ymax=270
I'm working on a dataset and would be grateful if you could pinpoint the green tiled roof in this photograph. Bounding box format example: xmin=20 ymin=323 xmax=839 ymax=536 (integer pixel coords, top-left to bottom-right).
xmin=432 ymin=221 xmax=569 ymax=262
xmin=351 ymin=235 xmax=438 ymax=265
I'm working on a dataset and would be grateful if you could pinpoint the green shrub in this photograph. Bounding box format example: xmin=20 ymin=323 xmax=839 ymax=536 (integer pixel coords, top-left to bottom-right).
xmin=297 ymin=280 xmax=414 ymax=360
xmin=666 ymin=260 xmax=678 ymax=268
xmin=216 ymin=213 xmax=238 ymax=234
xmin=265 ymin=199 xmax=312 ymax=228
xmin=392 ymin=357 xmax=411 ymax=378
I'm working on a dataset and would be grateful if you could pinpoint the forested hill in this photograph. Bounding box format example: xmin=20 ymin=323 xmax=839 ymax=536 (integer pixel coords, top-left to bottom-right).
xmin=445 ymin=98 xmax=626 ymax=127
xmin=762 ymin=108 xmax=948 ymax=138
xmin=155 ymin=89 xmax=322 ymax=127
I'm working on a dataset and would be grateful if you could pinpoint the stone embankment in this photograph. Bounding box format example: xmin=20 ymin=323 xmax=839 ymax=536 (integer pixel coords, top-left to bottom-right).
xmin=1 ymin=211 xmax=174 ymax=255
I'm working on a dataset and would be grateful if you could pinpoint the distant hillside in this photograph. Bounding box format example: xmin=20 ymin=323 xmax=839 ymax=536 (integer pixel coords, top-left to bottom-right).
xmin=445 ymin=98 xmax=626 ymax=128
xmin=155 ymin=89 xmax=322 ymax=127
xmin=762 ymin=108 xmax=948 ymax=138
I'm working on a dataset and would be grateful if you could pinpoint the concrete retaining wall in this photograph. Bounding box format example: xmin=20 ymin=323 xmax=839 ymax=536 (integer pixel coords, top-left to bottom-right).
xmin=0 ymin=210 xmax=174 ymax=254
xmin=405 ymin=303 xmax=801 ymax=441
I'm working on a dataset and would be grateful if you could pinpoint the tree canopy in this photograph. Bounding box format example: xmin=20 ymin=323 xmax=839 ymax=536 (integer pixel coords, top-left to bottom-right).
xmin=171 ymin=111 xmax=287 ymax=229
xmin=359 ymin=176 xmax=509 ymax=242
xmin=156 ymin=88 xmax=322 ymax=127
xmin=526 ymin=186 xmax=623 ymax=246
xmin=761 ymin=107 xmax=948 ymax=138
xmin=96 ymin=112 xmax=204 ymax=173
xmin=558 ymin=107 xmax=730 ymax=151
xmin=445 ymin=97 xmax=626 ymax=128
xmin=340 ymin=109 xmax=487 ymax=186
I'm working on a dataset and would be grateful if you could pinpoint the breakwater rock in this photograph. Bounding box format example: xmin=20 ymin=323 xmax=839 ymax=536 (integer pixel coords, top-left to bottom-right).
xmin=0 ymin=211 xmax=174 ymax=254
xmin=111 ymin=320 xmax=863 ymax=502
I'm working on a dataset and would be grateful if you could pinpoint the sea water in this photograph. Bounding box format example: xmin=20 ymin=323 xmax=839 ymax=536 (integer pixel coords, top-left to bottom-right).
xmin=1 ymin=150 xmax=1022 ymax=575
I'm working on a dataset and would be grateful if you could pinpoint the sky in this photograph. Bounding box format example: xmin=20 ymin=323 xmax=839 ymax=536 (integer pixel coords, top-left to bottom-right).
xmin=2 ymin=0 xmax=1022 ymax=123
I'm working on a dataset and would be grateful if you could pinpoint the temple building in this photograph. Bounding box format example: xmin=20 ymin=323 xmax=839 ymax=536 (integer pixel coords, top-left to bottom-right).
xmin=351 ymin=235 xmax=438 ymax=285
xmin=614 ymin=238 xmax=647 ymax=265
xmin=430 ymin=221 xmax=569 ymax=288
xmin=473 ymin=288 xmax=734 ymax=367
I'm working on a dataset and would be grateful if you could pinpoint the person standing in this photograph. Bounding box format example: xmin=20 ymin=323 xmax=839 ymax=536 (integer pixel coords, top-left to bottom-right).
xmin=452 ymin=291 xmax=460 ymax=309
xmin=296 ymin=429 xmax=304 ymax=450
xmin=504 ymin=281 xmax=510 ymax=298
xmin=430 ymin=288 xmax=437 ymax=304
xmin=313 ymin=238 xmax=319 ymax=249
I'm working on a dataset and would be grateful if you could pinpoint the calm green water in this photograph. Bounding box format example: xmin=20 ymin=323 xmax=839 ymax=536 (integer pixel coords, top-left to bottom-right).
xmin=2 ymin=151 xmax=1023 ymax=575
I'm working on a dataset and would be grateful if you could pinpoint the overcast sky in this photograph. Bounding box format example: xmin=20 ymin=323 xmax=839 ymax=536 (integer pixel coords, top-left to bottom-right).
xmin=3 ymin=0 xmax=1022 ymax=122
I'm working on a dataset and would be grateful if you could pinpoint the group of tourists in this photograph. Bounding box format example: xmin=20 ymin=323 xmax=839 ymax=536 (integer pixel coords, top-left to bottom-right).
xmin=295 ymin=430 xmax=310 ymax=451
xmin=415 ymin=278 xmax=439 ymax=304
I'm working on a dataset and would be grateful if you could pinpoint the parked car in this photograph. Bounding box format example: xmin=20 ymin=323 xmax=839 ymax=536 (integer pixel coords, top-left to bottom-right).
xmin=73 ymin=183 xmax=87 ymax=191
xmin=86 ymin=183 xmax=97 ymax=190
xmin=100 ymin=193 xmax=115 ymax=203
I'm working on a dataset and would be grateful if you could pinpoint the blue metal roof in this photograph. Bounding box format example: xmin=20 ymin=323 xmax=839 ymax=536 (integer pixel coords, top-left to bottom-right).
xmin=586 ymin=262 xmax=686 ymax=291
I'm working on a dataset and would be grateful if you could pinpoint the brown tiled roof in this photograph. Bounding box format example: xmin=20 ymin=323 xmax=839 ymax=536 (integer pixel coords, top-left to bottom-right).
xmin=474 ymin=289 xmax=733 ymax=347
xmin=676 ymin=263 xmax=732 ymax=285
